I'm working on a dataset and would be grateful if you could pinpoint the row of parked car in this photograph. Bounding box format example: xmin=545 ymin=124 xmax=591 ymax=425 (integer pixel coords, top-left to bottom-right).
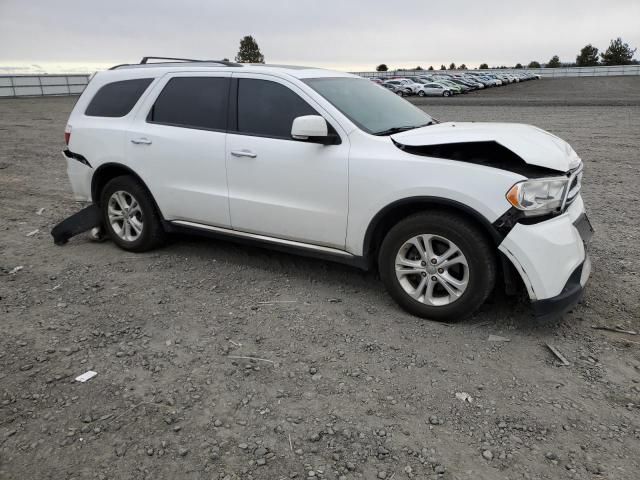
xmin=370 ymin=71 xmax=540 ymax=97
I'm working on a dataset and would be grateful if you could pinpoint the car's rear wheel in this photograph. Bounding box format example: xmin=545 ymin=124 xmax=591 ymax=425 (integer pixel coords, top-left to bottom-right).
xmin=378 ymin=212 xmax=496 ymax=322
xmin=100 ymin=175 xmax=165 ymax=252
xmin=417 ymin=90 xmax=426 ymax=97
xmin=443 ymin=91 xmax=451 ymax=97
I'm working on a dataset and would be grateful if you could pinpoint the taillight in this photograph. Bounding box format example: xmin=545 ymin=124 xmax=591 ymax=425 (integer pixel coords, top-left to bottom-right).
xmin=64 ymin=124 xmax=72 ymax=145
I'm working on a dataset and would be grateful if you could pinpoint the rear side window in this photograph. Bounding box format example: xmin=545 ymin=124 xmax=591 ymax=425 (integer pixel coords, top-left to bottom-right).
xmin=148 ymin=77 xmax=229 ymax=130
xmin=237 ymin=79 xmax=316 ymax=138
xmin=85 ymin=78 xmax=153 ymax=117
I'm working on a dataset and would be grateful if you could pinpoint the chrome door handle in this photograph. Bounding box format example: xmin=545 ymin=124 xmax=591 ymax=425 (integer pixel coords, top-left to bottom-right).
xmin=230 ymin=149 xmax=257 ymax=158
xmin=131 ymin=138 xmax=152 ymax=145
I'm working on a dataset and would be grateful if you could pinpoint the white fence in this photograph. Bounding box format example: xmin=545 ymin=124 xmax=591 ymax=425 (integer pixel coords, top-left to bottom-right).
xmin=0 ymin=74 xmax=91 ymax=98
xmin=353 ymin=64 xmax=640 ymax=78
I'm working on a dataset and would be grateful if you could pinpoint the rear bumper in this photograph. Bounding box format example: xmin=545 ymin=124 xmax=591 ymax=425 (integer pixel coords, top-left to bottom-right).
xmin=63 ymin=149 xmax=93 ymax=202
xmin=498 ymin=195 xmax=593 ymax=307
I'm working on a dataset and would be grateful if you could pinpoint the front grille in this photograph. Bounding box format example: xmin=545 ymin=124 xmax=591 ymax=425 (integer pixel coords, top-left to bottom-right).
xmin=563 ymin=163 xmax=583 ymax=209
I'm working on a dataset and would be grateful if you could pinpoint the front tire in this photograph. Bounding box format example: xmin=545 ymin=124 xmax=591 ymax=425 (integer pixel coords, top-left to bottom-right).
xmin=100 ymin=175 xmax=166 ymax=252
xmin=417 ymin=90 xmax=426 ymax=97
xmin=443 ymin=91 xmax=451 ymax=97
xmin=378 ymin=212 xmax=496 ymax=322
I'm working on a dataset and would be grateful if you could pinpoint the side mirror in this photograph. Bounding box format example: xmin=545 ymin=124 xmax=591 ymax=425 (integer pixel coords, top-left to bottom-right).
xmin=291 ymin=115 xmax=338 ymax=145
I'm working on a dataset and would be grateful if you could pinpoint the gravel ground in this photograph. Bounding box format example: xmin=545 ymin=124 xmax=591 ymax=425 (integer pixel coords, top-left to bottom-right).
xmin=1 ymin=77 xmax=639 ymax=480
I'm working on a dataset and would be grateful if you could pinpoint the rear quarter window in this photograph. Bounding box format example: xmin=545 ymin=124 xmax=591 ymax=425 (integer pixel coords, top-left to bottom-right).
xmin=85 ymin=78 xmax=153 ymax=117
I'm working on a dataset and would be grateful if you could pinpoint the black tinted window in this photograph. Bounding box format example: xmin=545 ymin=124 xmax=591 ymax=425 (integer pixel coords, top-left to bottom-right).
xmin=86 ymin=78 xmax=153 ymax=117
xmin=237 ymin=79 xmax=316 ymax=138
xmin=148 ymin=77 xmax=229 ymax=130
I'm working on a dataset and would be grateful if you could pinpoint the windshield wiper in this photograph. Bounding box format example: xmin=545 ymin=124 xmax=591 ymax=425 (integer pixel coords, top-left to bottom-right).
xmin=373 ymin=121 xmax=434 ymax=136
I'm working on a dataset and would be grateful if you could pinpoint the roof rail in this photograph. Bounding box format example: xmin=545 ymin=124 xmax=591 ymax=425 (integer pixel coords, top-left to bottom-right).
xmin=109 ymin=57 xmax=243 ymax=70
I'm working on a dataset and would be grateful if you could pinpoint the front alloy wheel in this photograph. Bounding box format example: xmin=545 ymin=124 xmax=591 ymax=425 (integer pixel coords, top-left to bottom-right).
xmin=378 ymin=212 xmax=496 ymax=321
xmin=395 ymin=234 xmax=469 ymax=306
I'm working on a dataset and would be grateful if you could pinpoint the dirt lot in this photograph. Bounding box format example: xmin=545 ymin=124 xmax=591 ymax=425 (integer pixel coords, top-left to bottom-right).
xmin=1 ymin=77 xmax=639 ymax=480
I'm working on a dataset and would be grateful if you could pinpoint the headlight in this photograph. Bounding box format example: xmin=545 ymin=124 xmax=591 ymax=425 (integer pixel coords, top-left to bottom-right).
xmin=506 ymin=177 xmax=568 ymax=216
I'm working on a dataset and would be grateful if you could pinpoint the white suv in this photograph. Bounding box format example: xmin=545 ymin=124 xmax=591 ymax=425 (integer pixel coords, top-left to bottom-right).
xmin=62 ymin=58 xmax=592 ymax=321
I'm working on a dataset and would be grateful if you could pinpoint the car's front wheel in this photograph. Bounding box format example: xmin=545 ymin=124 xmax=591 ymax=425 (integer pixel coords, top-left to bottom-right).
xmin=417 ymin=90 xmax=426 ymax=97
xmin=100 ymin=175 xmax=166 ymax=252
xmin=378 ymin=212 xmax=496 ymax=321
xmin=443 ymin=90 xmax=451 ymax=97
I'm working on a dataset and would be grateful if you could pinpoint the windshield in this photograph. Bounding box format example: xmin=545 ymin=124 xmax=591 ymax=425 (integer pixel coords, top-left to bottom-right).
xmin=303 ymin=77 xmax=433 ymax=135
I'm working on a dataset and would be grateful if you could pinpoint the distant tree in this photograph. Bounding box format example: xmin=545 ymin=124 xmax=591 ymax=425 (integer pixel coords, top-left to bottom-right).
xmin=235 ymin=35 xmax=265 ymax=63
xmin=222 ymin=58 xmax=230 ymax=62
xmin=414 ymin=65 xmax=423 ymax=70
xmin=576 ymin=44 xmax=599 ymax=66
xmin=376 ymin=64 xmax=389 ymax=72
xmin=458 ymin=63 xmax=467 ymax=70
xmin=527 ymin=60 xmax=541 ymax=68
xmin=440 ymin=64 xmax=446 ymax=70
xmin=449 ymin=62 xmax=456 ymax=70
xmin=600 ymin=37 xmax=637 ymax=65
xmin=514 ymin=63 xmax=523 ymax=69
xmin=479 ymin=63 xmax=489 ymax=69
xmin=546 ymin=55 xmax=561 ymax=68
xmin=428 ymin=65 xmax=434 ymax=71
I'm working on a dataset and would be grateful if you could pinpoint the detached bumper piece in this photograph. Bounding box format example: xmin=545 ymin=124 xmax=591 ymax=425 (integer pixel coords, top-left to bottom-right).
xmin=51 ymin=204 xmax=102 ymax=245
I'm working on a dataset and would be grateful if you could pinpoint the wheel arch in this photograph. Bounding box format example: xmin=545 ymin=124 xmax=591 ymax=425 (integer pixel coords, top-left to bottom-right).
xmin=91 ymin=163 xmax=163 ymax=218
xmin=362 ymin=196 xmax=503 ymax=268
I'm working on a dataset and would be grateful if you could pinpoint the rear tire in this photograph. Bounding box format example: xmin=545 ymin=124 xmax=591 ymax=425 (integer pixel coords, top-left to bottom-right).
xmin=100 ymin=175 xmax=166 ymax=252
xmin=418 ymin=90 xmax=426 ymax=97
xmin=443 ymin=91 xmax=451 ymax=97
xmin=378 ymin=212 xmax=496 ymax=322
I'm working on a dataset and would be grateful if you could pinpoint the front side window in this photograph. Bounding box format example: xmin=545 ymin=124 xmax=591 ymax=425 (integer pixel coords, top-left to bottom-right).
xmin=304 ymin=77 xmax=433 ymax=135
xmin=85 ymin=78 xmax=153 ymax=117
xmin=237 ymin=78 xmax=316 ymax=138
xmin=148 ymin=76 xmax=229 ymax=130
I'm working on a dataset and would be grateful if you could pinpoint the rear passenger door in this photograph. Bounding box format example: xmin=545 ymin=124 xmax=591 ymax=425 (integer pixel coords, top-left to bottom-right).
xmin=225 ymin=74 xmax=349 ymax=249
xmin=127 ymin=72 xmax=231 ymax=227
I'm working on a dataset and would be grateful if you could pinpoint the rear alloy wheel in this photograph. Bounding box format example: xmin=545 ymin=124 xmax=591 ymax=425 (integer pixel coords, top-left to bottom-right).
xmin=417 ymin=90 xmax=426 ymax=97
xmin=100 ymin=175 xmax=166 ymax=252
xmin=396 ymin=90 xmax=404 ymax=96
xmin=378 ymin=212 xmax=496 ymax=321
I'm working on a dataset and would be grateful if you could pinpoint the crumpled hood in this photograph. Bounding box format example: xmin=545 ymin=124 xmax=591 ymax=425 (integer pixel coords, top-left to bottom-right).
xmin=391 ymin=122 xmax=581 ymax=173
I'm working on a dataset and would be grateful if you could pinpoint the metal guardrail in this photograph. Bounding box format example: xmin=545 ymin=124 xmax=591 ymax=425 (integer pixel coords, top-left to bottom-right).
xmin=0 ymin=74 xmax=91 ymax=98
xmin=1 ymin=65 xmax=637 ymax=98
xmin=353 ymin=65 xmax=640 ymax=78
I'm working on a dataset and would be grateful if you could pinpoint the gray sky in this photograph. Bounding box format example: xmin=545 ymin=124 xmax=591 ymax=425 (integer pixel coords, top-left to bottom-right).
xmin=1 ymin=0 xmax=638 ymax=73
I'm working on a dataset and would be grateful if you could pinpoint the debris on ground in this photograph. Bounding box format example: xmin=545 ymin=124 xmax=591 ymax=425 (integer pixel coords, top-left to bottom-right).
xmin=592 ymin=325 xmax=638 ymax=335
xmin=488 ymin=334 xmax=511 ymax=342
xmin=26 ymin=229 xmax=39 ymax=237
xmin=75 ymin=371 xmax=97 ymax=383
xmin=8 ymin=266 xmax=24 ymax=275
xmin=455 ymin=392 xmax=473 ymax=403
xmin=546 ymin=344 xmax=571 ymax=366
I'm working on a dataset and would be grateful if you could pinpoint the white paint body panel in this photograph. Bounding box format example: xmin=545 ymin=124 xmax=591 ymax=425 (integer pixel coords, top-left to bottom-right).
xmin=392 ymin=122 xmax=582 ymax=172
xmin=499 ymin=195 xmax=588 ymax=300
xmin=126 ymin=72 xmax=232 ymax=227
xmin=225 ymin=73 xmax=349 ymax=249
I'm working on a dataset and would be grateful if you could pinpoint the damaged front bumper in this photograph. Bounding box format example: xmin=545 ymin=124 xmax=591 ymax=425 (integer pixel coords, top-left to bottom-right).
xmin=498 ymin=195 xmax=593 ymax=316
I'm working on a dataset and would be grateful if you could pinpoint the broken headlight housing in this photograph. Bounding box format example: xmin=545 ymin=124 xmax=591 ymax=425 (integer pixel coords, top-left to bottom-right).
xmin=506 ymin=177 xmax=568 ymax=216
